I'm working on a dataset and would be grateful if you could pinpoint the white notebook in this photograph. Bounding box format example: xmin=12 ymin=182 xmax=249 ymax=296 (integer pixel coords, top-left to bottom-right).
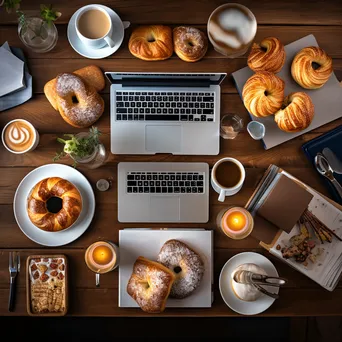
xmin=118 ymin=228 xmax=214 ymax=308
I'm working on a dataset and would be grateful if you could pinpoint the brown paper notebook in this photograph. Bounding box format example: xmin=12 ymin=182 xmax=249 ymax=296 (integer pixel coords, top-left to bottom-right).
xmin=246 ymin=165 xmax=342 ymax=247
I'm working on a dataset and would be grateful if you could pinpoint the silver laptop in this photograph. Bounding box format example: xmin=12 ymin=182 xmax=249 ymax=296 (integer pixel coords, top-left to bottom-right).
xmin=105 ymin=72 xmax=226 ymax=155
xmin=118 ymin=162 xmax=209 ymax=223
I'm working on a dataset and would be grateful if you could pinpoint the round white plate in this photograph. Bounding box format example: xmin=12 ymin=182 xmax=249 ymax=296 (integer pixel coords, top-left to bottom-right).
xmin=13 ymin=164 xmax=95 ymax=247
xmin=67 ymin=4 xmax=130 ymax=59
xmin=219 ymin=252 xmax=279 ymax=315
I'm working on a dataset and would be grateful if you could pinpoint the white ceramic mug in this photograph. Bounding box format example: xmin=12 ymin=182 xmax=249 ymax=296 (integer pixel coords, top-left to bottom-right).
xmin=75 ymin=5 xmax=115 ymax=49
xmin=1 ymin=119 xmax=39 ymax=154
xmin=211 ymin=157 xmax=246 ymax=202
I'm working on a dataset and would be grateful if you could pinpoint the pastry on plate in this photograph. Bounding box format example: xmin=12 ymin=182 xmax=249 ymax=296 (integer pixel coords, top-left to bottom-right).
xmin=27 ymin=177 xmax=82 ymax=232
xmin=242 ymin=71 xmax=285 ymax=117
xmin=157 ymin=239 xmax=205 ymax=299
xmin=127 ymin=256 xmax=175 ymax=313
xmin=231 ymin=263 xmax=267 ymax=302
xmin=291 ymin=46 xmax=333 ymax=89
xmin=173 ymin=26 xmax=208 ymax=62
xmin=128 ymin=25 xmax=173 ymax=61
xmin=274 ymin=92 xmax=314 ymax=132
xmin=248 ymin=37 xmax=286 ymax=73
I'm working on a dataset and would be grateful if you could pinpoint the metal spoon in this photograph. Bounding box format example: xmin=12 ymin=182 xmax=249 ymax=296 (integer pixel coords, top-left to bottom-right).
xmin=315 ymin=152 xmax=342 ymax=199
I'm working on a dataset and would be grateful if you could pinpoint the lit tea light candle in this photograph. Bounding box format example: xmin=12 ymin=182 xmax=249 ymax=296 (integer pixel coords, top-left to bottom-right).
xmin=218 ymin=207 xmax=254 ymax=240
xmin=85 ymin=241 xmax=119 ymax=274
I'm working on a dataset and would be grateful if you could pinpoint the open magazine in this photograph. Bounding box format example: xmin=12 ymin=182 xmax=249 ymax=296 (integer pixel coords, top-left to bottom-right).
xmin=246 ymin=164 xmax=342 ymax=291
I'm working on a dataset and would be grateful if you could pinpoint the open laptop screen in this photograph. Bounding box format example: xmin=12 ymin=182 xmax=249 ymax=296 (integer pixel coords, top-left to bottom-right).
xmin=105 ymin=72 xmax=226 ymax=87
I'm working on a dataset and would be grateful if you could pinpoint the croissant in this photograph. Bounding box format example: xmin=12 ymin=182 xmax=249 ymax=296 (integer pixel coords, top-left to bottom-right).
xmin=27 ymin=177 xmax=82 ymax=232
xmin=242 ymin=71 xmax=285 ymax=117
xmin=274 ymin=92 xmax=314 ymax=132
xmin=247 ymin=37 xmax=286 ymax=73
xmin=291 ymin=46 xmax=333 ymax=89
xmin=129 ymin=25 xmax=173 ymax=61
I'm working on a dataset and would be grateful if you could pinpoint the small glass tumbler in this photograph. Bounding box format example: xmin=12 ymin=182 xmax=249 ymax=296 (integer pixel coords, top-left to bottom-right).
xmin=220 ymin=114 xmax=244 ymax=139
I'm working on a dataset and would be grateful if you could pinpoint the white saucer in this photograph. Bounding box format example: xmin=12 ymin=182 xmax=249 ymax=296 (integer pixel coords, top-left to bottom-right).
xmin=219 ymin=252 xmax=279 ymax=315
xmin=13 ymin=164 xmax=95 ymax=247
xmin=67 ymin=5 xmax=130 ymax=59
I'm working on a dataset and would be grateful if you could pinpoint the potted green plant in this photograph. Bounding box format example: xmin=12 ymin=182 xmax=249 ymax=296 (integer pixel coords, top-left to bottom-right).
xmin=53 ymin=127 xmax=107 ymax=169
xmin=3 ymin=1 xmax=61 ymax=53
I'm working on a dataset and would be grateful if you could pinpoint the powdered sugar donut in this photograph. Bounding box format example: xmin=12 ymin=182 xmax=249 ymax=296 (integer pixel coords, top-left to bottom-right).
xmin=157 ymin=239 xmax=205 ymax=298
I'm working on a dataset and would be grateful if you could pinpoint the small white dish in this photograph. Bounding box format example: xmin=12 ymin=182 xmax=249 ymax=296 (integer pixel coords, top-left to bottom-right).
xmin=67 ymin=4 xmax=130 ymax=59
xmin=247 ymin=121 xmax=266 ymax=140
xmin=13 ymin=164 xmax=95 ymax=247
xmin=219 ymin=252 xmax=279 ymax=315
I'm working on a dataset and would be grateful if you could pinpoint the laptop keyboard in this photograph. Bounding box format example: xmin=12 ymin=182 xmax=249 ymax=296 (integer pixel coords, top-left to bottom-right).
xmin=126 ymin=171 xmax=205 ymax=194
xmin=115 ymin=91 xmax=215 ymax=122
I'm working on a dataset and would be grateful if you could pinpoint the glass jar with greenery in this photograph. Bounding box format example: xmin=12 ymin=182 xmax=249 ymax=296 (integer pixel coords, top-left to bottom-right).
xmin=3 ymin=1 xmax=61 ymax=53
xmin=53 ymin=127 xmax=107 ymax=169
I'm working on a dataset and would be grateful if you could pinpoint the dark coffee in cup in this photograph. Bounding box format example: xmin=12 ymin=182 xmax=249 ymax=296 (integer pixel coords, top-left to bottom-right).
xmin=215 ymin=160 xmax=242 ymax=188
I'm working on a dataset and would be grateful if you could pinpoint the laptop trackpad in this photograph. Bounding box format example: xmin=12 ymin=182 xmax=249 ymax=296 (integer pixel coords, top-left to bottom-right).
xmin=150 ymin=196 xmax=180 ymax=221
xmin=145 ymin=125 xmax=182 ymax=153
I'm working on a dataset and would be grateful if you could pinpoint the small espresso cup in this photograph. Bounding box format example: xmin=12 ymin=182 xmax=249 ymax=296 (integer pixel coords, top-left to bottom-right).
xmin=75 ymin=5 xmax=115 ymax=49
xmin=211 ymin=157 xmax=245 ymax=202
xmin=1 ymin=119 xmax=39 ymax=154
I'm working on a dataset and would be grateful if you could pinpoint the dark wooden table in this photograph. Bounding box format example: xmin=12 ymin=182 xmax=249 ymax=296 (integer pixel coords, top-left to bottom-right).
xmin=0 ymin=0 xmax=342 ymax=317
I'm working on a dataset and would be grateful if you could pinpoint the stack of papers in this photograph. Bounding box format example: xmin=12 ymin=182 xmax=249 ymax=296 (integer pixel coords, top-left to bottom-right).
xmin=0 ymin=42 xmax=32 ymax=112
xmin=269 ymin=171 xmax=342 ymax=291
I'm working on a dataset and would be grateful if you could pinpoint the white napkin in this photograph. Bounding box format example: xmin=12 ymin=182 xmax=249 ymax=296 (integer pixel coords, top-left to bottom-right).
xmin=0 ymin=42 xmax=25 ymax=97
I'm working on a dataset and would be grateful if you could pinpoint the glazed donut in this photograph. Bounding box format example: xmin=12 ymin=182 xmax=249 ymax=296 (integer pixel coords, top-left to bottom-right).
xmin=55 ymin=73 xmax=104 ymax=128
xmin=173 ymin=26 xmax=208 ymax=62
xmin=127 ymin=256 xmax=175 ymax=313
xmin=291 ymin=46 xmax=333 ymax=89
xmin=27 ymin=177 xmax=82 ymax=232
xmin=157 ymin=240 xmax=205 ymax=299
xmin=128 ymin=25 xmax=173 ymax=61
xmin=274 ymin=92 xmax=314 ymax=132
xmin=247 ymin=37 xmax=286 ymax=73
xmin=242 ymin=71 xmax=285 ymax=117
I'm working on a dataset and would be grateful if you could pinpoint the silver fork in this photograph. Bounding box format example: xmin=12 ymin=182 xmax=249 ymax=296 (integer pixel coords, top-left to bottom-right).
xmin=8 ymin=252 xmax=20 ymax=312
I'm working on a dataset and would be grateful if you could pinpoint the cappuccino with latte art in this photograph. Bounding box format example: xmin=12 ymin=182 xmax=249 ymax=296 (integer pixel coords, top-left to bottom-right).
xmin=2 ymin=119 xmax=39 ymax=153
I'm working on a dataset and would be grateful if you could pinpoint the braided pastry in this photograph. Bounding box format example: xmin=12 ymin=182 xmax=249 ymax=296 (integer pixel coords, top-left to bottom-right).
xmin=247 ymin=37 xmax=286 ymax=73
xmin=129 ymin=25 xmax=173 ymax=61
xmin=291 ymin=46 xmax=333 ymax=89
xmin=242 ymin=71 xmax=285 ymax=117
xmin=27 ymin=177 xmax=82 ymax=232
xmin=274 ymin=92 xmax=314 ymax=132
xmin=55 ymin=73 xmax=104 ymax=128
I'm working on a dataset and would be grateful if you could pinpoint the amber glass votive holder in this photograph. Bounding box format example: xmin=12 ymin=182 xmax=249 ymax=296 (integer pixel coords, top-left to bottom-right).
xmin=217 ymin=206 xmax=254 ymax=240
xmin=85 ymin=240 xmax=119 ymax=287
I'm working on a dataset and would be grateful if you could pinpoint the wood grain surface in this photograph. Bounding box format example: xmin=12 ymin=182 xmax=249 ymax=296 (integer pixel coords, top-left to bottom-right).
xmin=0 ymin=0 xmax=341 ymax=317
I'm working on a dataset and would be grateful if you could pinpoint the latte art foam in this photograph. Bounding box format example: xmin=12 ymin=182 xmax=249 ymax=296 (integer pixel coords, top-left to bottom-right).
xmin=4 ymin=121 xmax=35 ymax=152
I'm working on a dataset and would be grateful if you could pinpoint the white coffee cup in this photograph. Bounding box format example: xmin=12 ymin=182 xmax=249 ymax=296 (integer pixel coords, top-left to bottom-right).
xmin=75 ymin=5 xmax=115 ymax=49
xmin=1 ymin=119 xmax=39 ymax=154
xmin=211 ymin=157 xmax=245 ymax=202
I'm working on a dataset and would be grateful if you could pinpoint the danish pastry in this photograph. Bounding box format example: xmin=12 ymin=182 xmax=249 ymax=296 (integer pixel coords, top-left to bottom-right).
xmin=242 ymin=71 xmax=285 ymax=117
xmin=128 ymin=25 xmax=173 ymax=61
xmin=291 ymin=46 xmax=333 ymax=89
xmin=247 ymin=37 xmax=286 ymax=73
xmin=127 ymin=256 xmax=175 ymax=313
xmin=173 ymin=26 xmax=208 ymax=62
xmin=274 ymin=92 xmax=314 ymax=132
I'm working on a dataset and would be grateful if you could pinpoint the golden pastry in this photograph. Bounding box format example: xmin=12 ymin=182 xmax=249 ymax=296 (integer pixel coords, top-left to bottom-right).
xmin=173 ymin=26 xmax=208 ymax=62
xmin=248 ymin=37 xmax=286 ymax=73
xmin=242 ymin=71 xmax=285 ymax=117
xmin=127 ymin=256 xmax=175 ymax=313
xmin=274 ymin=92 xmax=314 ymax=132
xmin=128 ymin=25 xmax=173 ymax=61
xmin=291 ymin=46 xmax=333 ymax=89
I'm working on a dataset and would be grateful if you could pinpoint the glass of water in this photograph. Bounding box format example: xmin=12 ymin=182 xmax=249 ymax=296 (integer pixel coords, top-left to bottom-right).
xmin=220 ymin=114 xmax=244 ymax=139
